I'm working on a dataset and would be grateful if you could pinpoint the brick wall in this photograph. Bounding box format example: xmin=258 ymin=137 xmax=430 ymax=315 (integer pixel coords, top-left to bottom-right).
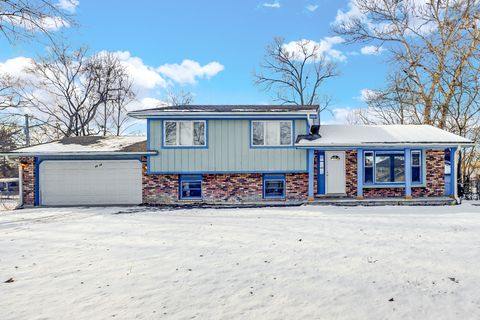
xmin=19 ymin=157 xmax=35 ymax=206
xmin=141 ymin=157 xmax=309 ymax=204
xmin=346 ymin=149 xmax=446 ymax=198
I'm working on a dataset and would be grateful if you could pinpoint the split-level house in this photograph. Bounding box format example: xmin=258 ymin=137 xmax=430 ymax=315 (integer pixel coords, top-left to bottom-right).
xmin=4 ymin=105 xmax=473 ymax=206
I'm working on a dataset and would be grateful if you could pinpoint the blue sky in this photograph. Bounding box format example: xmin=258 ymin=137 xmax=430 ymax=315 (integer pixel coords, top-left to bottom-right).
xmin=0 ymin=0 xmax=390 ymax=123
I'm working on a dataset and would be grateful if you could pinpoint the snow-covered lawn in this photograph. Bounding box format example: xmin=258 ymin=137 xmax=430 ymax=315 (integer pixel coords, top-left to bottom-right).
xmin=1 ymin=204 xmax=480 ymax=320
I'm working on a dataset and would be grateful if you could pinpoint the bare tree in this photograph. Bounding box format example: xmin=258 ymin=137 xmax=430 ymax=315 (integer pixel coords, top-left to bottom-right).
xmin=17 ymin=45 xmax=133 ymax=137
xmin=0 ymin=0 xmax=76 ymax=43
xmin=254 ymin=37 xmax=338 ymax=109
xmin=109 ymin=75 xmax=135 ymax=136
xmin=166 ymin=89 xmax=193 ymax=106
xmin=335 ymin=0 xmax=480 ymax=178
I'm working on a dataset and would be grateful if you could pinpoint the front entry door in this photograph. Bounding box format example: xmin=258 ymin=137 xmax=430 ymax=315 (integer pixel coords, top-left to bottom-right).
xmin=326 ymin=151 xmax=346 ymax=194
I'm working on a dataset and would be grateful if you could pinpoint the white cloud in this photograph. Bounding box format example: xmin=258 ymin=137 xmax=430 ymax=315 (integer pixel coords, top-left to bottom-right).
xmin=306 ymin=4 xmax=319 ymax=12
xmin=359 ymin=88 xmax=380 ymax=102
xmin=0 ymin=52 xmax=224 ymax=115
xmin=333 ymin=0 xmax=437 ymax=36
xmin=360 ymin=45 xmax=385 ymax=55
xmin=263 ymin=1 xmax=280 ymax=8
xmin=157 ymin=59 xmax=224 ymax=85
xmin=56 ymin=0 xmax=79 ymax=13
xmin=283 ymin=36 xmax=346 ymax=62
xmin=108 ymin=51 xmax=168 ymax=92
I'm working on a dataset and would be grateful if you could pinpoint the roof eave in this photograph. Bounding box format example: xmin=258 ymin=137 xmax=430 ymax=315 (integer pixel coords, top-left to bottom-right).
xmin=128 ymin=111 xmax=317 ymax=119
xmin=0 ymin=151 xmax=158 ymax=157
xmin=295 ymin=142 xmax=475 ymax=148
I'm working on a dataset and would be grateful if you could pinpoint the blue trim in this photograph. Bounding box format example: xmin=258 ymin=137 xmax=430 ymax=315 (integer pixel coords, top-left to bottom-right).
xmin=145 ymin=115 xmax=310 ymax=120
xmin=296 ymin=145 xmax=461 ymax=150
xmin=361 ymin=149 xmax=424 ymax=187
xmin=147 ymin=118 xmax=151 ymax=175
xmin=404 ymin=148 xmax=412 ymax=197
xmin=450 ymin=147 xmax=456 ymax=196
xmin=357 ymin=149 xmax=363 ymax=197
xmin=147 ymin=169 xmax=307 ymax=175
xmin=317 ymin=151 xmax=325 ymax=194
xmin=34 ymin=157 xmax=39 ymax=206
xmin=35 ymin=158 xmax=143 ymax=206
xmin=249 ymin=120 xmax=295 ymax=149
xmin=262 ymin=174 xmax=286 ymax=199
xmin=161 ymin=120 xmax=209 ymax=149
xmin=307 ymin=149 xmax=315 ymax=199
xmin=179 ymin=175 xmax=203 ymax=200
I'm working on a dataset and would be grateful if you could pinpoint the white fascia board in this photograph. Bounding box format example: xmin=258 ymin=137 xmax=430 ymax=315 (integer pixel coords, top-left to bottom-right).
xmin=0 ymin=151 xmax=157 ymax=157
xmin=128 ymin=111 xmax=315 ymax=119
xmin=295 ymin=142 xmax=475 ymax=148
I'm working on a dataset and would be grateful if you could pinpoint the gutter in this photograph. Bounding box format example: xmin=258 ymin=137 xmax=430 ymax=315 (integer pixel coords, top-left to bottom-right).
xmin=295 ymin=142 xmax=475 ymax=148
xmin=0 ymin=151 xmax=158 ymax=157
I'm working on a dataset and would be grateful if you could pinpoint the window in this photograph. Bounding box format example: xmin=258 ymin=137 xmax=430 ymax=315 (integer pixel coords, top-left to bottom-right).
xmin=411 ymin=151 xmax=422 ymax=183
xmin=179 ymin=175 xmax=202 ymax=200
xmin=252 ymin=121 xmax=292 ymax=147
xmin=364 ymin=152 xmax=374 ymax=184
xmin=364 ymin=150 xmax=423 ymax=185
xmin=376 ymin=153 xmax=405 ymax=183
xmin=263 ymin=174 xmax=286 ymax=199
xmin=164 ymin=120 xmax=206 ymax=147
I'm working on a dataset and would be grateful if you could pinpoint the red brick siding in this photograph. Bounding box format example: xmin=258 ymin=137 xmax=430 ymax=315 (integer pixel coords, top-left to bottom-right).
xmin=142 ymin=157 xmax=308 ymax=204
xmin=345 ymin=150 xmax=357 ymax=196
xmin=346 ymin=149 xmax=445 ymax=198
xmin=19 ymin=157 xmax=35 ymax=206
xmin=203 ymin=174 xmax=263 ymax=202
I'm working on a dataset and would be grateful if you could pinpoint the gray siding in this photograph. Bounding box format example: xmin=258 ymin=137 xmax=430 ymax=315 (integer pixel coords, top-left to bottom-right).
xmin=148 ymin=119 xmax=307 ymax=173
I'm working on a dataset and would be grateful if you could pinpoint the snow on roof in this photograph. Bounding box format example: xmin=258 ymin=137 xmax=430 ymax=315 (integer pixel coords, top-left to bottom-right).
xmin=7 ymin=136 xmax=153 ymax=155
xmin=296 ymin=125 xmax=472 ymax=147
xmin=128 ymin=104 xmax=318 ymax=118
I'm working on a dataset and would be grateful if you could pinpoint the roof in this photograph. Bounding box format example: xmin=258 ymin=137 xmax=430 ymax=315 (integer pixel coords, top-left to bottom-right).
xmin=128 ymin=104 xmax=318 ymax=118
xmin=295 ymin=125 xmax=473 ymax=147
xmin=3 ymin=136 xmax=155 ymax=156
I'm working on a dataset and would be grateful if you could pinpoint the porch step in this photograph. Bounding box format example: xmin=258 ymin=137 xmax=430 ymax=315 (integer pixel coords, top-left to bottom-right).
xmin=308 ymin=197 xmax=456 ymax=206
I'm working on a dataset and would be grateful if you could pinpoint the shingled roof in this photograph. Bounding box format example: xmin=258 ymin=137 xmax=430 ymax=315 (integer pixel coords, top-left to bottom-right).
xmin=3 ymin=136 xmax=155 ymax=156
xmin=129 ymin=104 xmax=319 ymax=117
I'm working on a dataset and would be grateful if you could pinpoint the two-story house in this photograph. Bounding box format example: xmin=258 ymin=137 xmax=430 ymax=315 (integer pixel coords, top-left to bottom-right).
xmin=5 ymin=105 xmax=473 ymax=206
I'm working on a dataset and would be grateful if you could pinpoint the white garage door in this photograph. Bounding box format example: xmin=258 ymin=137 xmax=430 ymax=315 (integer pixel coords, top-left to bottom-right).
xmin=39 ymin=160 xmax=142 ymax=206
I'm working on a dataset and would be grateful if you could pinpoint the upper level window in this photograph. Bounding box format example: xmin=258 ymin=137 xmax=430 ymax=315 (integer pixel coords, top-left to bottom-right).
xmin=164 ymin=120 xmax=206 ymax=147
xmin=252 ymin=121 xmax=292 ymax=147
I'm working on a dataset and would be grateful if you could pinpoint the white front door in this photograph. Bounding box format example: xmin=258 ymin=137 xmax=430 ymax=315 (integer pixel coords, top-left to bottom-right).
xmin=326 ymin=151 xmax=346 ymax=194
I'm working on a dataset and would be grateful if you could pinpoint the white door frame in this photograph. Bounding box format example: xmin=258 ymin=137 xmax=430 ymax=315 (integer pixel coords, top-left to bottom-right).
xmin=325 ymin=151 xmax=346 ymax=195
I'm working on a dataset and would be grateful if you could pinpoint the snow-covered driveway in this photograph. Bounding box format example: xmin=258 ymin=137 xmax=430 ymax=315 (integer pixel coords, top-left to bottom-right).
xmin=1 ymin=204 xmax=480 ymax=320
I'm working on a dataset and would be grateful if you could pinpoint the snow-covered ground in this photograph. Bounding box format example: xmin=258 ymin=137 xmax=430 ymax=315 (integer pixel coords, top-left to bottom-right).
xmin=1 ymin=204 xmax=480 ymax=320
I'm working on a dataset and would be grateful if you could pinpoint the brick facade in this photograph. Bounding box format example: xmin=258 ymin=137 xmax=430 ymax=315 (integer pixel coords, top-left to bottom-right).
xmin=345 ymin=149 xmax=446 ymax=198
xmin=141 ymin=157 xmax=309 ymax=204
xmin=19 ymin=157 xmax=35 ymax=206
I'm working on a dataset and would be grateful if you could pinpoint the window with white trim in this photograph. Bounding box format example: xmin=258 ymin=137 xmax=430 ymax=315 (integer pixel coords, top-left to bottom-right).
xmin=164 ymin=120 xmax=206 ymax=147
xmin=252 ymin=121 xmax=292 ymax=146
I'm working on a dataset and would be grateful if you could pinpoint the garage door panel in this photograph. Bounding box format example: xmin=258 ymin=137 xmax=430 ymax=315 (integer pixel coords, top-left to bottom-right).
xmin=40 ymin=160 xmax=142 ymax=205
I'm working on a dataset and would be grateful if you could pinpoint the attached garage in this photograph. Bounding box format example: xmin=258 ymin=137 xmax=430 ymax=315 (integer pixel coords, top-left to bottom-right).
xmin=39 ymin=160 xmax=142 ymax=206
xmin=4 ymin=136 xmax=157 ymax=207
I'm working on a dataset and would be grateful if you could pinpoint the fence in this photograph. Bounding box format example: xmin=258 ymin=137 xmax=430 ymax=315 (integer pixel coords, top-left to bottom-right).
xmin=460 ymin=179 xmax=480 ymax=200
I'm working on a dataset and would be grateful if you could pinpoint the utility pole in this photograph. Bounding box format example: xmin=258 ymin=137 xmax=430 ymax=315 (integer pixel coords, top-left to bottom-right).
xmin=24 ymin=114 xmax=30 ymax=147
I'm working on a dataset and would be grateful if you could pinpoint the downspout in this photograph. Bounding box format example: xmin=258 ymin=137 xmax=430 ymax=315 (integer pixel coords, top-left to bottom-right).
xmin=454 ymin=146 xmax=461 ymax=204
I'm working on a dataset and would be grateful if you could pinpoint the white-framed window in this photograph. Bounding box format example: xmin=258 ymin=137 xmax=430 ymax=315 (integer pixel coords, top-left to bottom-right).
xmin=251 ymin=120 xmax=293 ymax=147
xmin=164 ymin=120 xmax=206 ymax=147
